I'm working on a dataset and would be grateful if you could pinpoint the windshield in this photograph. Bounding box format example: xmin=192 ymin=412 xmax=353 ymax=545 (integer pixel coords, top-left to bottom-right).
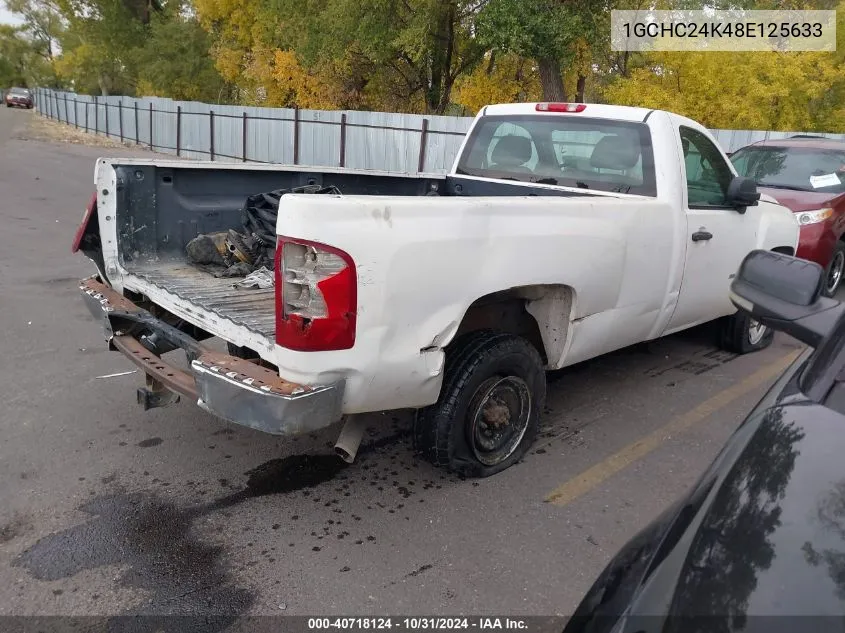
xmin=9 ymin=88 xmax=30 ymax=95
xmin=731 ymin=145 xmax=845 ymax=194
xmin=455 ymin=115 xmax=657 ymax=197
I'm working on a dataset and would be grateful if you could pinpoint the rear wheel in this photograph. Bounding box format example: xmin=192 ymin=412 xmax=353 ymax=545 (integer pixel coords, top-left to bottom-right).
xmin=719 ymin=311 xmax=773 ymax=354
xmin=824 ymin=242 xmax=845 ymax=297
xmin=413 ymin=331 xmax=546 ymax=478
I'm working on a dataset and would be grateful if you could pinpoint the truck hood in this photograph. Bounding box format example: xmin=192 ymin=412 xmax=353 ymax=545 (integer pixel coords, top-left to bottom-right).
xmin=757 ymin=187 xmax=840 ymax=213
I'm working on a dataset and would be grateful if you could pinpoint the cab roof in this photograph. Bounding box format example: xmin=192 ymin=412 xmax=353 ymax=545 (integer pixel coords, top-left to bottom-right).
xmin=481 ymin=102 xmax=654 ymax=123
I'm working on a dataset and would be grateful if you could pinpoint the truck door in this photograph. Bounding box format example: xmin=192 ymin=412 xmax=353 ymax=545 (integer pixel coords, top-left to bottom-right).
xmin=664 ymin=125 xmax=762 ymax=334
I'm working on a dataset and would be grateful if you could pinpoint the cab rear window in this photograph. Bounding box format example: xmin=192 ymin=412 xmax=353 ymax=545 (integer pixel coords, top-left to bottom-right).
xmin=455 ymin=115 xmax=657 ymax=197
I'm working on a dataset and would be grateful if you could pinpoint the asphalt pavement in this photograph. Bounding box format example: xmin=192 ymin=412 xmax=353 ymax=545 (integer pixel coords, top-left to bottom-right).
xmin=0 ymin=105 xmax=811 ymax=622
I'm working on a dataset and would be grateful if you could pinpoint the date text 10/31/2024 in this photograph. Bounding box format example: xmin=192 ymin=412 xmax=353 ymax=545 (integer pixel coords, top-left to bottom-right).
xmin=307 ymin=618 xmax=530 ymax=630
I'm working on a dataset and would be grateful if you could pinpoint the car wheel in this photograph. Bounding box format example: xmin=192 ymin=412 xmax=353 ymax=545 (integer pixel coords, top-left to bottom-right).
xmin=413 ymin=330 xmax=546 ymax=478
xmin=823 ymin=242 xmax=845 ymax=298
xmin=719 ymin=311 xmax=774 ymax=354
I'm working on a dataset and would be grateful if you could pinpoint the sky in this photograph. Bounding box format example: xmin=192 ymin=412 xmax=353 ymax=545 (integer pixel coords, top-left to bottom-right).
xmin=0 ymin=5 xmax=24 ymax=25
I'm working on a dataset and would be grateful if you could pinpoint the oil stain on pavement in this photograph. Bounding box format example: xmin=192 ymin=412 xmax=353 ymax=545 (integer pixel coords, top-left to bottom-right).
xmin=12 ymin=454 xmax=348 ymax=632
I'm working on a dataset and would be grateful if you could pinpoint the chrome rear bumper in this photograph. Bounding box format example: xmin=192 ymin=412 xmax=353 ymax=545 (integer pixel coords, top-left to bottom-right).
xmin=80 ymin=275 xmax=344 ymax=435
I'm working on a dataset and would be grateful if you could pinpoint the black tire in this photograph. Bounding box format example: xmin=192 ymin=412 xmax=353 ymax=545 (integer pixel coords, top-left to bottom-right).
xmin=719 ymin=310 xmax=774 ymax=354
xmin=823 ymin=242 xmax=845 ymax=298
xmin=413 ymin=330 xmax=546 ymax=478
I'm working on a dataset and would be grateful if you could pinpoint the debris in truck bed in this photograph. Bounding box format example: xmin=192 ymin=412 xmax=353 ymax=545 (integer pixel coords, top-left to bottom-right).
xmin=186 ymin=232 xmax=228 ymax=267
xmin=241 ymin=184 xmax=341 ymax=270
xmin=186 ymin=184 xmax=341 ymax=279
xmin=217 ymin=262 xmax=255 ymax=278
xmin=234 ymin=267 xmax=274 ymax=289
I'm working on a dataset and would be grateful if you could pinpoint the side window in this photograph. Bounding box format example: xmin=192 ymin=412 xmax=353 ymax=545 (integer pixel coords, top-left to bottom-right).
xmin=679 ymin=127 xmax=734 ymax=207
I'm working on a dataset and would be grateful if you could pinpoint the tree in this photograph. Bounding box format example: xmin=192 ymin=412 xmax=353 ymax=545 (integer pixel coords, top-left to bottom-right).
xmin=0 ymin=25 xmax=30 ymax=87
xmin=52 ymin=0 xmax=160 ymax=95
xmin=474 ymin=0 xmax=608 ymax=101
xmin=195 ymin=0 xmax=486 ymax=113
xmin=453 ymin=52 xmax=541 ymax=113
xmin=135 ymin=1 xmax=228 ymax=102
xmin=603 ymin=48 xmax=845 ymax=132
xmin=3 ymin=0 xmax=63 ymax=60
xmin=0 ymin=23 xmax=55 ymax=87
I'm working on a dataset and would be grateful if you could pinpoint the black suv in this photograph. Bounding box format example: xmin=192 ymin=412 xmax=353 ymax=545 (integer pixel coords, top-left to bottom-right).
xmin=565 ymin=250 xmax=845 ymax=633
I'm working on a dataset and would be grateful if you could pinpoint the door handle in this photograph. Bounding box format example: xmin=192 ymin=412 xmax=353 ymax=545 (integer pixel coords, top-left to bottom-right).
xmin=692 ymin=230 xmax=713 ymax=242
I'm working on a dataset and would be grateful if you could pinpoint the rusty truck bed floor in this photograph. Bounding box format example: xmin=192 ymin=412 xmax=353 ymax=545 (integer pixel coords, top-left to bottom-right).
xmin=124 ymin=262 xmax=276 ymax=339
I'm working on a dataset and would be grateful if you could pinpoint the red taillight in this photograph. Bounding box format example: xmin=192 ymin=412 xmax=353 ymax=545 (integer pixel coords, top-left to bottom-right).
xmin=536 ymin=103 xmax=586 ymax=113
xmin=275 ymin=236 xmax=357 ymax=351
xmin=72 ymin=192 xmax=98 ymax=253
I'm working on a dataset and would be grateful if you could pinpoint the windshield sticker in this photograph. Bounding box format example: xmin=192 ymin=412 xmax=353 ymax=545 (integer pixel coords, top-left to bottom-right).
xmin=810 ymin=173 xmax=842 ymax=189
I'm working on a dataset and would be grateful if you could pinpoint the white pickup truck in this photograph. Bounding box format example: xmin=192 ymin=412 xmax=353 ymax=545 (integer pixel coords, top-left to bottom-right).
xmin=74 ymin=102 xmax=798 ymax=477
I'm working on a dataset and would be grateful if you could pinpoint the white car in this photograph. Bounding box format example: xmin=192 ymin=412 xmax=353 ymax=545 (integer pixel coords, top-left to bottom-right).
xmin=75 ymin=101 xmax=798 ymax=477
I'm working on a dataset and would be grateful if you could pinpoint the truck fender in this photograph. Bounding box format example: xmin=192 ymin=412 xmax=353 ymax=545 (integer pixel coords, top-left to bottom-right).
xmin=439 ymin=285 xmax=577 ymax=370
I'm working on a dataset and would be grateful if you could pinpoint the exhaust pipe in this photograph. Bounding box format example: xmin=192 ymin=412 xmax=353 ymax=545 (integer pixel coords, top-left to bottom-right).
xmin=334 ymin=415 xmax=367 ymax=464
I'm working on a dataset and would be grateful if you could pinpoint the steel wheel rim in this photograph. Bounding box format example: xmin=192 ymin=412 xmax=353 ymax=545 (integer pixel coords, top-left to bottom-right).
xmin=467 ymin=376 xmax=532 ymax=466
xmin=826 ymin=251 xmax=845 ymax=295
xmin=748 ymin=319 xmax=768 ymax=345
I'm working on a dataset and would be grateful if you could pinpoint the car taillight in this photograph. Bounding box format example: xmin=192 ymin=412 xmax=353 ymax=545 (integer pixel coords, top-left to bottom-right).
xmin=72 ymin=192 xmax=98 ymax=253
xmin=275 ymin=237 xmax=357 ymax=351
xmin=536 ymin=103 xmax=586 ymax=113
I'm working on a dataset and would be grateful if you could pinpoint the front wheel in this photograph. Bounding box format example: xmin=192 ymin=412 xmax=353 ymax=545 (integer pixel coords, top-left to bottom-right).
xmin=413 ymin=331 xmax=546 ymax=478
xmin=823 ymin=242 xmax=845 ymax=298
xmin=719 ymin=311 xmax=774 ymax=354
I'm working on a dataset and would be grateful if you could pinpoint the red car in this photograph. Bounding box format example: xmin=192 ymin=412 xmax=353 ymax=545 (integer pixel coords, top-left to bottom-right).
xmin=730 ymin=136 xmax=845 ymax=296
xmin=5 ymin=87 xmax=34 ymax=109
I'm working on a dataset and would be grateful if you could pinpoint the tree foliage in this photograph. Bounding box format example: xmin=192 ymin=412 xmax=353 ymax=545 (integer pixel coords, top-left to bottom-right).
xmin=604 ymin=1 xmax=845 ymax=132
xmin=2 ymin=0 xmax=843 ymax=132
xmin=134 ymin=1 xmax=227 ymax=101
xmin=0 ymin=22 xmax=54 ymax=87
xmin=453 ymin=52 xmax=541 ymax=114
xmin=475 ymin=0 xmax=609 ymax=101
xmin=4 ymin=0 xmax=62 ymax=59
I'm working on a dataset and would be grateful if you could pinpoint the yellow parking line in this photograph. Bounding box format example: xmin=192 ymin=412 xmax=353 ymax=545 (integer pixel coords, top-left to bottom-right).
xmin=544 ymin=349 xmax=802 ymax=507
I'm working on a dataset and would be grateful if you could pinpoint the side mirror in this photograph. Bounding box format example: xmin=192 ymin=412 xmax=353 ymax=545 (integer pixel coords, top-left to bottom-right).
xmin=726 ymin=176 xmax=760 ymax=212
xmin=730 ymin=250 xmax=844 ymax=348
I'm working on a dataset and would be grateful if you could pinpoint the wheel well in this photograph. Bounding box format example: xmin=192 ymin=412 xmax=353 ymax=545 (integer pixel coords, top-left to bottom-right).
xmin=450 ymin=285 xmax=575 ymax=367
xmin=772 ymin=246 xmax=795 ymax=256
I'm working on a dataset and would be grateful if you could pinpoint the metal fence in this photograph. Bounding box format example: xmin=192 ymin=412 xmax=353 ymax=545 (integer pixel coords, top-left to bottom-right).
xmin=33 ymin=88 xmax=845 ymax=173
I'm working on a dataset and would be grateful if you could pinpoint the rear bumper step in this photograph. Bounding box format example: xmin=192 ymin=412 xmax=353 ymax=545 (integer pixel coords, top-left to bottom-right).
xmin=80 ymin=276 xmax=344 ymax=435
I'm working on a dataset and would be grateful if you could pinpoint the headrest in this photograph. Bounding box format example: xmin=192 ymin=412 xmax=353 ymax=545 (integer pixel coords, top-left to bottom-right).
xmin=491 ymin=135 xmax=533 ymax=167
xmin=590 ymin=135 xmax=641 ymax=170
